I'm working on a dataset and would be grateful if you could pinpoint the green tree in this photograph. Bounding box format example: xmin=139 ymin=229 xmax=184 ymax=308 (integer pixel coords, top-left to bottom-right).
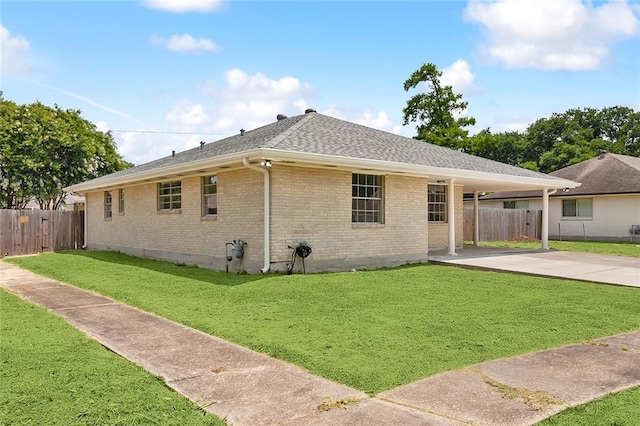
xmin=0 ymin=94 xmax=131 ymax=209
xmin=523 ymin=106 xmax=638 ymax=173
xmin=464 ymin=129 xmax=525 ymax=166
xmin=402 ymin=63 xmax=476 ymax=148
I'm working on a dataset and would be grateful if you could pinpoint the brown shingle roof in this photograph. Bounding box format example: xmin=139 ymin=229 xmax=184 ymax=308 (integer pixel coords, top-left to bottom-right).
xmin=481 ymin=153 xmax=640 ymax=200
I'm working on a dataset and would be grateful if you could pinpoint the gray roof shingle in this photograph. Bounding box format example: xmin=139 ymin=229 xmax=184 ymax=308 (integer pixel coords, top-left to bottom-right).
xmin=77 ymin=112 xmax=570 ymax=188
xmin=481 ymin=153 xmax=640 ymax=200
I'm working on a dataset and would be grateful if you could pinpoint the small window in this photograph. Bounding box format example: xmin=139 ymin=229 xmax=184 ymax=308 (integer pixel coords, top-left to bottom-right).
xmin=202 ymin=175 xmax=218 ymax=216
xmin=118 ymin=189 xmax=125 ymax=214
xmin=352 ymin=173 xmax=384 ymax=223
xmin=104 ymin=190 xmax=112 ymax=219
xmin=504 ymin=200 xmax=529 ymax=209
xmin=428 ymin=184 xmax=447 ymax=222
xmin=562 ymin=198 xmax=592 ymax=218
xmin=158 ymin=181 xmax=181 ymax=211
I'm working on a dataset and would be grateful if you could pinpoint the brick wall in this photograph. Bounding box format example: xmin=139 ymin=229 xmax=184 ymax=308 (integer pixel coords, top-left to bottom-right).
xmin=85 ymin=164 xmax=465 ymax=272
xmin=86 ymin=169 xmax=264 ymax=271
xmin=269 ymin=165 xmax=430 ymax=272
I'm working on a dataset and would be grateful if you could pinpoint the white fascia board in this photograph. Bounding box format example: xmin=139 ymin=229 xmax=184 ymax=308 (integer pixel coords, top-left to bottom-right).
xmin=261 ymin=149 xmax=581 ymax=190
xmin=64 ymin=150 xmax=264 ymax=193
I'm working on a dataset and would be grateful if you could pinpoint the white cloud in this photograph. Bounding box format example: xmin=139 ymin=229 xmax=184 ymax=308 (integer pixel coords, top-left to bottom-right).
xmin=1 ymin=25 xmax=34 ymax=77
xmin=142 ymin=0 xmax=223 ymax=13
xmin=324 ymin=105 xmax=403 ymax=135
xmin=490 ymin=117 xmax=531 ymax=133
xmin=165 ymin=101 xmax=210 ymax=125
xmin=150 ymin=34 xmax=219 ymax=53
xmin=165 ymin=69 xmax=314 ymax=134
xmin=440 ymin=59 xmax=479 ymax=94
xmin=95 ymin=120 xmax=111 ymax=133
xmin=464 ymin=0 xmax=640 ymax=70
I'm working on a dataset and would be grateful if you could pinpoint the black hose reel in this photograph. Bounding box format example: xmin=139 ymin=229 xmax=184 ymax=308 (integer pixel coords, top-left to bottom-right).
xmin=287 ymin=243 xmax=312 ymax=275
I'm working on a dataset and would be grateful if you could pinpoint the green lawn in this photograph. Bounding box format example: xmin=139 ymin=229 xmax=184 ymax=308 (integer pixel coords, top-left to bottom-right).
xmin=538 ymin=386 xmax=640 ymax=425
xmin=0 ymin=290 xmax=225 ymax=425
xmin=480 ymin=240 xmax=640 ymax=258
xmin=6 ymin=251 xmax=640 ymax=396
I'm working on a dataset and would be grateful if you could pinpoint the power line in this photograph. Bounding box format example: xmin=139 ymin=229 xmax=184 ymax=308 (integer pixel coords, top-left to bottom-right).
xmin=109 ymin=129 xmax=226 ymax=136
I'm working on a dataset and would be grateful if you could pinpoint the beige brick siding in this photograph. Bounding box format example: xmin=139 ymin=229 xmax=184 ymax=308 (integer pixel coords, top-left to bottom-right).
xmin=270 ymin=165 xmax=429 ymax=271
xmin=427 ymin=186 xmax=464 ymax=248
xmin=86 ymin=169 xmax=264 ymax=271
xmin=85 ymin=164 xmax=465 ymax=272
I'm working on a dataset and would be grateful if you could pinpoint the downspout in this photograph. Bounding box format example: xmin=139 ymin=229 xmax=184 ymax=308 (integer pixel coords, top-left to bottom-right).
xmin=81 ymin=194 xmax=88 ymax=249
xmin=242 ymin=158 xmax=270 ymax=273
xmin=541 ymin=188 xmax=557 ymax=250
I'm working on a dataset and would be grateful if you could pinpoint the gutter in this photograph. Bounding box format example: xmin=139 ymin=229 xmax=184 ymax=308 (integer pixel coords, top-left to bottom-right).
xmin=242 ymin=157 xmax=270 ymax=273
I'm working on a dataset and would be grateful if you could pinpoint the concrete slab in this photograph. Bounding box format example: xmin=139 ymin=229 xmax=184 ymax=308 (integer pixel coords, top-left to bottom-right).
xmin=287 ymin=398 xmax=463 ymax=426
xmin=18 ymin=285 xmax=116 ymax=310
xmin=433 ymin=249 xmax=640 ymax=287
xmin=477 ymin=332 xmax=640 ymax=406
xmin=172 ymin=364 xmax=366 ymax=426
xmin=379 ymin=369 xmax=568 ymax=426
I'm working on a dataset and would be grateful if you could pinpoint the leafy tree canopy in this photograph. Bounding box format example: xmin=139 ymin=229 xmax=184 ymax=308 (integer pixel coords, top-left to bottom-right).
xmin=402 ymin=63 xmax=476 ymax=148
xmin=0 ymin=93 xmax=131 ymax=209
xmin=464 ymin=106 xmax=639 ymax=173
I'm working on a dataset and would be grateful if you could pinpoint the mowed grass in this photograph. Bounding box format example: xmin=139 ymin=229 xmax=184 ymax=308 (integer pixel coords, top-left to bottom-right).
xmin=7 ymin=251 xmax=640 ymax=395
xmin=0 ymin=290 xmax=225 ymax=425
xmin=539 ymin=386 xmax=640 ymax=425
xmin=481 ymin=240 xmax=640 ymax=258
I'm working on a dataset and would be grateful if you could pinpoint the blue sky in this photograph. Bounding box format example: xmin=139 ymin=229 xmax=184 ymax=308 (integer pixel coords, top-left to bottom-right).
xmin=2 ymin=0 xmax=639 ymax=165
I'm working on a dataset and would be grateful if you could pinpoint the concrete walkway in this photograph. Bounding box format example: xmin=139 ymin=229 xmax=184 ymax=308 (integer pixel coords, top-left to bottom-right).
xmin=2 ymin=261 xmax=639 ymax=425
xmin=430 ymin=247 xmax=640 ymax=288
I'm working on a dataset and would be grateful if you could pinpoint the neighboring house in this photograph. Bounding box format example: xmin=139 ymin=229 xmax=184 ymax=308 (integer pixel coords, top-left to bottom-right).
xmin=24 ymin=194 xmax=85 ymax=211
xmin=65 ymin=111 xmax=577 ymax=273
xmin=479 ymin=152 xmax=640 ymax=242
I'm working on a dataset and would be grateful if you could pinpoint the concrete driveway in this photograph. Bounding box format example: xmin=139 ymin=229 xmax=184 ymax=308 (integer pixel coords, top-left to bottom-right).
xmin=430 ymin=247 xmax=640 ymax=288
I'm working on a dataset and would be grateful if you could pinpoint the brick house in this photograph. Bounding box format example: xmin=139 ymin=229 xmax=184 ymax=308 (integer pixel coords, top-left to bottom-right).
xmin=66 ymin=111 xmax=578 ymax=273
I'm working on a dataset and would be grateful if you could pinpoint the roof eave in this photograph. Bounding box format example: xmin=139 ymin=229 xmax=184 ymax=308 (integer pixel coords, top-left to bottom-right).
xmin=262 ymin=149 xmax=581 ymax=190
xmin=64 ymin=149 xmax=265 ymax=193
xmin=65 ymin=147 xmax=581 ymax=194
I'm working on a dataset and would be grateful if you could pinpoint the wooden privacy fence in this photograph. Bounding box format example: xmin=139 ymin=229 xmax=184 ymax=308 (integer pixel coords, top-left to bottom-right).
xmin=463 ymin=208 xmax=542 ymax=242
xmin=0 ymin=209 xmax=84 ymax=256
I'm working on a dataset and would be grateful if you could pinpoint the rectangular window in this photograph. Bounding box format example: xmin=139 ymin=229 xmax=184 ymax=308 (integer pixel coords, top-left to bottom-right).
xmin=158 ymin=181 xmax=181 ymax=211
xmin=202 ymin=175 xmax=218 ymax=216
xmin=104 ymin=190 xmax=112 ymax=219
xmin=351 ymin=173 xmax=384 ymax=223
xmin=562 ymin=198 xmax=592 ymax=218
xmin=428 ymin=184 xmax=447 ymax=222
xmin=504 ymin=200 xmax=529 ymax=209
xmin=118 ymin=189 xmax=125 ymax=214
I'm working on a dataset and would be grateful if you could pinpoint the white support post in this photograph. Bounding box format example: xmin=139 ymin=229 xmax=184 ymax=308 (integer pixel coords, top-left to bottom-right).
xmin=447 ymin=179 xmax=456 ymax=255
xmin=542 ymin=188 xmax=550 ymax=250
xmin=473 ymin=191 xmax=480 ymax=246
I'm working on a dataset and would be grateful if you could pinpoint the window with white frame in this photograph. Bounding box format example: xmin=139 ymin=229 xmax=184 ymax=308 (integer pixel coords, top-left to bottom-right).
xmin=158 ymin=181 xmax=181 ymax=211
xmin=352 ymin=173 xmax=384 ymax=223
xmin=104 ymin=190 xmax=112 ymax=219
xmin=202 ymin=175 xmax=218 ymax=216
xmin=562 ymin=198 xmax=592 ymax=218
xmin=504 ymin=200 xmax=529 ymax=209
xmin=118 ymin=189 xmax=125 ymax=214
xmin=428 ymin=184 xmax=447 ymax=222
